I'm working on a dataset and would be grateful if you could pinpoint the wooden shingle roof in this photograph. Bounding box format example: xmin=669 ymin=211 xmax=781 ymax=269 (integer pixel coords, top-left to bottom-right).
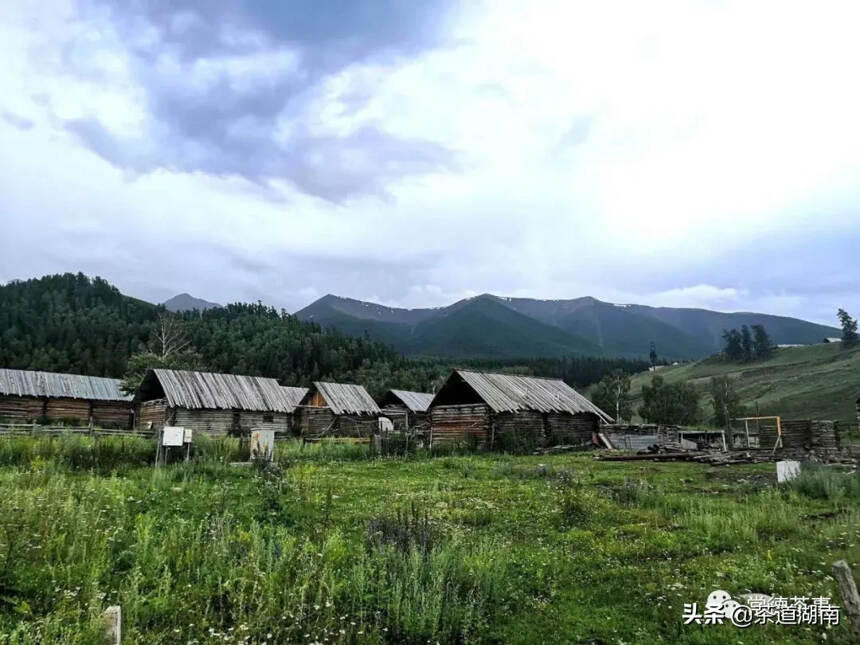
xmin=436 ymin=370 xmax=614 ymax=422
xmin=311 ymin=382 xmax=380 ymax=415
xmin=0 ymin=368 xmax=131 ymax=402
xmin=135 ymin=369 xmax=305 ymax=413
xmin=382 ymin=389 xmax=434 ymax=413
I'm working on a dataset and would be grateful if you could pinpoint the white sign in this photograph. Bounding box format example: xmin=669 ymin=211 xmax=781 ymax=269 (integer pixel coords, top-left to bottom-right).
xmin=183 ymin=428 xmax=193 ymax=443
xmin=250 ymin=429 xmax=275 ymax=460
xmin=162 ymin=426 xmax=185 ymax=447
xmin=776 ymin=460 xmax=801 ymax=483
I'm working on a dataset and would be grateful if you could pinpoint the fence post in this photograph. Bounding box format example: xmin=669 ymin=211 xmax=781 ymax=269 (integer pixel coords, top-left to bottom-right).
xmin=103 ymin=605 xmax=121 ymax=644
xmin=832 ymin=560 xmax=860 ymax=642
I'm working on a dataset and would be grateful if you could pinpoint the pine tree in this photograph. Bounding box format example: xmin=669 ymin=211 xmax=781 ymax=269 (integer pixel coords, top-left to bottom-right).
xmin=740 ymin=325 xmax=753 ymax=362
xmin=837 ymin=309 xmax=858 ymax=348
xmin=751 ymin=324 xmax=773 ymax=360
xmin=722 ymin=329 xmax=744 ymax=361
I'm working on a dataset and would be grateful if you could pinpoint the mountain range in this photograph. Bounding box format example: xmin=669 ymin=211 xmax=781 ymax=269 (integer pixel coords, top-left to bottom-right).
xmin=163 ymin=293 xmax=221 ymax=312
xmin=294 ymin=293 xmax=839 ymax=360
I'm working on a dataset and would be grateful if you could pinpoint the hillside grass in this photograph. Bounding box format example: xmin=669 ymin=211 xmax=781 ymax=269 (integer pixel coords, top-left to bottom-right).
xmin=0 ymin=435 xmax=858 ymax=643
xmin=625 ymin=343 xmax=860 ymax=429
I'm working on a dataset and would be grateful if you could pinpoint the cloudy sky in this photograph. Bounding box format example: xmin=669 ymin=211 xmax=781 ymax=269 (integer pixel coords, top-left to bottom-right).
xmin=1 ymin=0 xmax=858 ymax=324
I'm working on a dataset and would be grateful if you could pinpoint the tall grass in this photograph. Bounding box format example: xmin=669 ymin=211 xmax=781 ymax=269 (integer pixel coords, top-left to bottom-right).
xmin=786 ymin=463 xmax=860 ymax=502
xmin=0 ymin=434 xmax=153 ymax=470
xmin=0 ymin=440 xmax=513 ymax=643
xmin=0 ymin=436 xmax=855 ymax=643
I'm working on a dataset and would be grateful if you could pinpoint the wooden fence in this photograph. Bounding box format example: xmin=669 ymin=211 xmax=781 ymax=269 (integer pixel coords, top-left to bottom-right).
xmin=0 ymin=422 xmax=155 ymax=439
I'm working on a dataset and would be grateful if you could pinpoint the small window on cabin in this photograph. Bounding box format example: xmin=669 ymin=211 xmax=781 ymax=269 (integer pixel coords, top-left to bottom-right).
xmin=263 ymin=413 xmax=273 ymax=423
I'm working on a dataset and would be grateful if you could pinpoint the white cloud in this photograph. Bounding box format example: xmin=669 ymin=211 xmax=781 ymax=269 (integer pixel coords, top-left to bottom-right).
xmin=1 ymin=0 xmax=858 ymax=326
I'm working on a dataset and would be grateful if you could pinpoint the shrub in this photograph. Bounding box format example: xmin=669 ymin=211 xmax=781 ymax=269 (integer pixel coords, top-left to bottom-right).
xmin=787 ymin=464 xmax=860 ymax=502
xmin=367 ymin=503 xmax=434 ymax=554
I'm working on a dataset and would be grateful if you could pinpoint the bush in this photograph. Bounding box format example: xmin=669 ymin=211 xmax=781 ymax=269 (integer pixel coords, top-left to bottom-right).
xmin=368 ymin=503 xmax=434 ymax=554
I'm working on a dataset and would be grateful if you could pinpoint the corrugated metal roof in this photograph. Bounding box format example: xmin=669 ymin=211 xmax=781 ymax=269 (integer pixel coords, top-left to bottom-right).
xmin=138 ymin=369 xmax=303 ymax=413
xmin=0 ymin=368 xmax=131 ymax=401
xmin=385 ymin=389 xmax=434 ymax=413
xmin=313 ymin=382 xmax=380 ymax=415
xmin=447 ymin=370 xmax=614 ymax=422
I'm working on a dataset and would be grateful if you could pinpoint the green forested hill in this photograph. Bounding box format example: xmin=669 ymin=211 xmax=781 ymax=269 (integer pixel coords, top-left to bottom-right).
xmin=0 ymin=274 xmax=648 ymax=396
xmin=0 ymin=273 xmax=158 ymax=376
xmin=0 ymin=274 xmax=408 ymax=390
xmin=625 ymin=343 xmax=860 ymax=426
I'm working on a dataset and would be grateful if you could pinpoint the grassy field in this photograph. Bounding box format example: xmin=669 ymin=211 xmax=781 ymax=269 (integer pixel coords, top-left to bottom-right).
xmin=624 ymin=343 xmax=860 ymax=428
xmin=0 ymin=436 xmax=858 ymax=644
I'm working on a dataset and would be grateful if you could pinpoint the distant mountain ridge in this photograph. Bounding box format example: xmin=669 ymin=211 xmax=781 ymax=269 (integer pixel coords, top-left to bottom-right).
xmin=163 ymin=293 xmax=221 ymax=312
xmin=295 ymin=293 xmax=839 ymax=360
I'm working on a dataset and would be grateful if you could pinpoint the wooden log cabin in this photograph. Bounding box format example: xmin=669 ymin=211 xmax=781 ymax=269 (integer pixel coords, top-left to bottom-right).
xmin=380 ymin=389 xmax=433 ymax=432
xmin=296 ymin=382 xmax=381 ymax=438
xmin=134 ymin=368 xmax=307 ymax=436
xmin=0 ymin=368 xmax=132 ymax=427
xmin=759 ymin=418 xmax=841 ymax=455
xmin=428 ymin=370 xmax=613 ymax=450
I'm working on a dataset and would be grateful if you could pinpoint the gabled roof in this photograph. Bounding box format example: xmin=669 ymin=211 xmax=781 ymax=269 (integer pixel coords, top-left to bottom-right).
xmin=382 ymin=389 xmax=434 ymax=413
xmin=434 ymin=370 xmax=614 ymax=422
xmin=135 ymin=369 xmax=304 ymax=413
xmin=280 ymin=386 xmax=310 ymax=410
xmin=309 ymin=382 xmax=380 ymax=415
xmin=0 ymin=368 xmax=131 ymax=402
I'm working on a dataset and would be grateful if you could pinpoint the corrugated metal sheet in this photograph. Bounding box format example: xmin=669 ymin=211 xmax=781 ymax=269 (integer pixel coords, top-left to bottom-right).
xmin=618 ymin=434 xmax=659 ymax=451
xmin=0 ymin=368 xmax=131 ymax=402
xmin=313 ymin=382 xmax=380 ymax=415
xmin=452 ymin=370 xmax=613 ymax=422
xmin=386 ymin=389 xmax=434 ymax=413
xmin=140 ymin=369 xmax=303 ymax=413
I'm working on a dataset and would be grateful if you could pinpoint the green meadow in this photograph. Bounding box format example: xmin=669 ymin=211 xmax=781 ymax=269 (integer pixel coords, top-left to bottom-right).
xmin=0 ymin=436 xmax=857 ymax=644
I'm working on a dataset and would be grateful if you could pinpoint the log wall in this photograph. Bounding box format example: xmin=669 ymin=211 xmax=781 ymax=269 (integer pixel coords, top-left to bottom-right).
xmin=545 ymin=413 xmax=597 ymax=446
xmin=333 ymin=414 xmax=380 ymax=438
xmin=44 ymin=398 xmax=90 ymax=422
xmin=739 ymin=419 xmax=841 ymax=455
xmin=297 ymin=407 xmax=336 ymax=437
xmin=492 ymin=411 xmax=544 ymax=450
xmin=173 ymin=409 xmax=291 ymax=436
xmin=137 ymin=400 xmax=290 ymax=436
xmin=91 ymin=402 xmax=132 ymax=428
xmin=0 ymin=395 xmax=45 ymax=421
xmin=429 ymin=404 xmax=490 ymax=447
xmin=138 ymin=399 xmax=168 ymax=430
xmin=380 ymin=406 xmax=412 ymax=431
xmin=0 ymin=395 xmax=131 ymax=427
xmin=297 ymin=407 xmax=382 ymax=439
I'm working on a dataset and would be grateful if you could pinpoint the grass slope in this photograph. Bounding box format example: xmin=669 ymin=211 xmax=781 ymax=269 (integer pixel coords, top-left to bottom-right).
xmin=0 ymin=436 xmax=857 ymax=643
xmin=626 ymin=343 xmax=860 ymax=426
